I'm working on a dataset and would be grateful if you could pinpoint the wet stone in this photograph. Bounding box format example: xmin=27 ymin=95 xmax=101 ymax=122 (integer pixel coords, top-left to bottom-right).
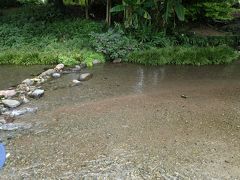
xmin=2 ymin=99 xmax=21 ymax=108
xmin=21 ymin=96 xmax=30 ymax=104
xmin=181 ymin=95 xmax=188 ymax=99
xmin=52 ymin=73 xmax=61 ymax=78
xmin=0 ymin=105 xmax=8 ymax=115
xmin=17 ymin=84 xmax=30 ymax=92
xmin=0 ymin=117 xmax=6 ymax=124
xmin=4 ymin=107 xmax=38 ymax=117
xmin=0 ymin=123 xmax=32 ymax=131
xmin=113 ymin=59 xmax=122 ymax=64
xmin=93 ymin=59 xmax=101 ymax=65
xmin=22 ymin=79 xmax=34 ymax=86
xmin=39 ymin=69 xmax=56 ymax=78
xmin=72 ymin=79 xmax=81 ymax=86
xmin=78 ymin=73 xmax=93 ymax=81
xmin=30 ymin=89 xmax=44 ymax=98
xmin=55 ymin=64 xmax=64 ymax=71
xmin=72 ymin=65 xmax=81 ymax=72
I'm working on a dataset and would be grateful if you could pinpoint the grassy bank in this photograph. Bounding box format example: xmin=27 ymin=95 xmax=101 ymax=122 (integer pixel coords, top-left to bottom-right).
xmin=0 ymin=5 xmax=105 ymax=65
xmin=0 ymin=5 xmax=239 ymax=66
xmin=127 ymin=46 xmax=239 ymax=66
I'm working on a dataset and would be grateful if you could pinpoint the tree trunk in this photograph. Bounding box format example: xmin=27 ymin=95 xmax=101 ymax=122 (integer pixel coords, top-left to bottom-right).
xmin=53 ymin=0 xmax=65 ymax=13
xmin=85 ymin=5 xmax=89 ymax=19
xmin=106 ymin=0 xmax=111 ymax=26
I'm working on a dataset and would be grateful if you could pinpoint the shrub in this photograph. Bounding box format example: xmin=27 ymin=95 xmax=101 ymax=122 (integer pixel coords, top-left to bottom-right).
xmin=127 ymin=46 xmax=239 ymax=66
xmin=90 ymin=29 xmax=139 ymax=61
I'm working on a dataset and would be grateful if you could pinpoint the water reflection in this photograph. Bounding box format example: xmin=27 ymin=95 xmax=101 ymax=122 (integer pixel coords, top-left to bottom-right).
xmin=134 ymin=67 xmax=144 ymax=93
xmin=134 ymin=67 xmax=166 ymax=93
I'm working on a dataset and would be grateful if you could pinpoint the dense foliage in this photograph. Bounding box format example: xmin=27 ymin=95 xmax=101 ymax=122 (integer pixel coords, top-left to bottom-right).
xmin=90 ymin=29 xmax=139 ymax=60
xmin=184 ymin=0 xmax=239 ymax=22
xmin=0 ymin=0 xmax=239 ymax=66
xmin=0 ymin=5 xmax=105 ymax=65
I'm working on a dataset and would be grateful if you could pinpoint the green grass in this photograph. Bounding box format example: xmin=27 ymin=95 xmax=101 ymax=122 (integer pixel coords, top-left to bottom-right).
xmin=0 ymin=5 xmax=105 ymax=65
xmin=127 ymin=46 xmax=239 ymax=66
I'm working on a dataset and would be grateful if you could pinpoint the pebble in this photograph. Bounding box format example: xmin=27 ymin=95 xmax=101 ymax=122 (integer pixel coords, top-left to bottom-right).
xmin=30 ymin=89 xmax=44 ymax=98
xmin=181 ymin=95 xmax=188 ymax=99
xmin=52 ymin=73 xmax=61 ymax=78
xmin=72 ymin=79 xmax=81 ymax=86
xmin=22 ymin=79 xmax=34 ymax=86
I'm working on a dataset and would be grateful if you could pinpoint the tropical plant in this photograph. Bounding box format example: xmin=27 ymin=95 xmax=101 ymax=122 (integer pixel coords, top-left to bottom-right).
xmin=163 ymin=0 xmax=185 ymax=27
xmin=111 ymin=0 xmax=153 ymax=29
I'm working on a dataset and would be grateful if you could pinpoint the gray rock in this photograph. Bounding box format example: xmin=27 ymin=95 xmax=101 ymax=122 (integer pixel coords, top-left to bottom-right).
xmin=39 ymin=69 xmax=56 ymax=77
xmin=78 ymin=73 xmax=93 ymax=81
xmin=181 ymin=95 xmax=188 ymax=99
xmin=92 ymin=59 xmax=101 ymax=65
xmin=30 ymin=89 xmax=44 ymax=98
xmin=0 ymin=106 xmax=8 ymax=115
xmin=52 ymin=73 xmax=61 ymax=78
xmin=72 ymin=79 xmax=81 ymax=86
xmin=0 ymin=117 xmax=6 ymax=124
xmin=21 ymin=96 xmax=30 ymax=103
xmin=80 ymin=63 xmax=87 ymax=68
xmin=22 ymin=79 xmax=34 ymax=86
xmin=113 ymin=59 xmax=122 ymax=63
xmin=55 ymin=64 xmax=64 ymax=71
xmin=17 ymin=83 xmax=30 ymax=92
xmin=75 ymin=65 xmax=81 ymax=69
xmin=0 ymin=90 xmax=17 ymax=98
xmin=0 ymin=123 xmax=32 ymax=131
xmin=72 ymin=65 xmax=81 ymax=72
xmin=4 ymin=107 xmax=38 ymax=117
xmin=2 ymin=99 xmax=21 ymax=108
xmin=0 ymin=104 xmax=8 ymax=113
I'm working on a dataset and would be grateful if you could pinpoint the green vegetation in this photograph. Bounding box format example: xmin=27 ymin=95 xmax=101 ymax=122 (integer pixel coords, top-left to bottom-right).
xmin=90 ymin=29 xmax=139 ymax=60
xmin=185 ymin=0 xmax=239 ymax=22
xmin=0 ymin=0 xmax=239 ymax=66
xmin=0 ymin=0 xmax=20 ymax=8
xmin=0 ymin=5 xmax=105 ymax=66
xmin=128 ymin=46 xmax=239 ymax=66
